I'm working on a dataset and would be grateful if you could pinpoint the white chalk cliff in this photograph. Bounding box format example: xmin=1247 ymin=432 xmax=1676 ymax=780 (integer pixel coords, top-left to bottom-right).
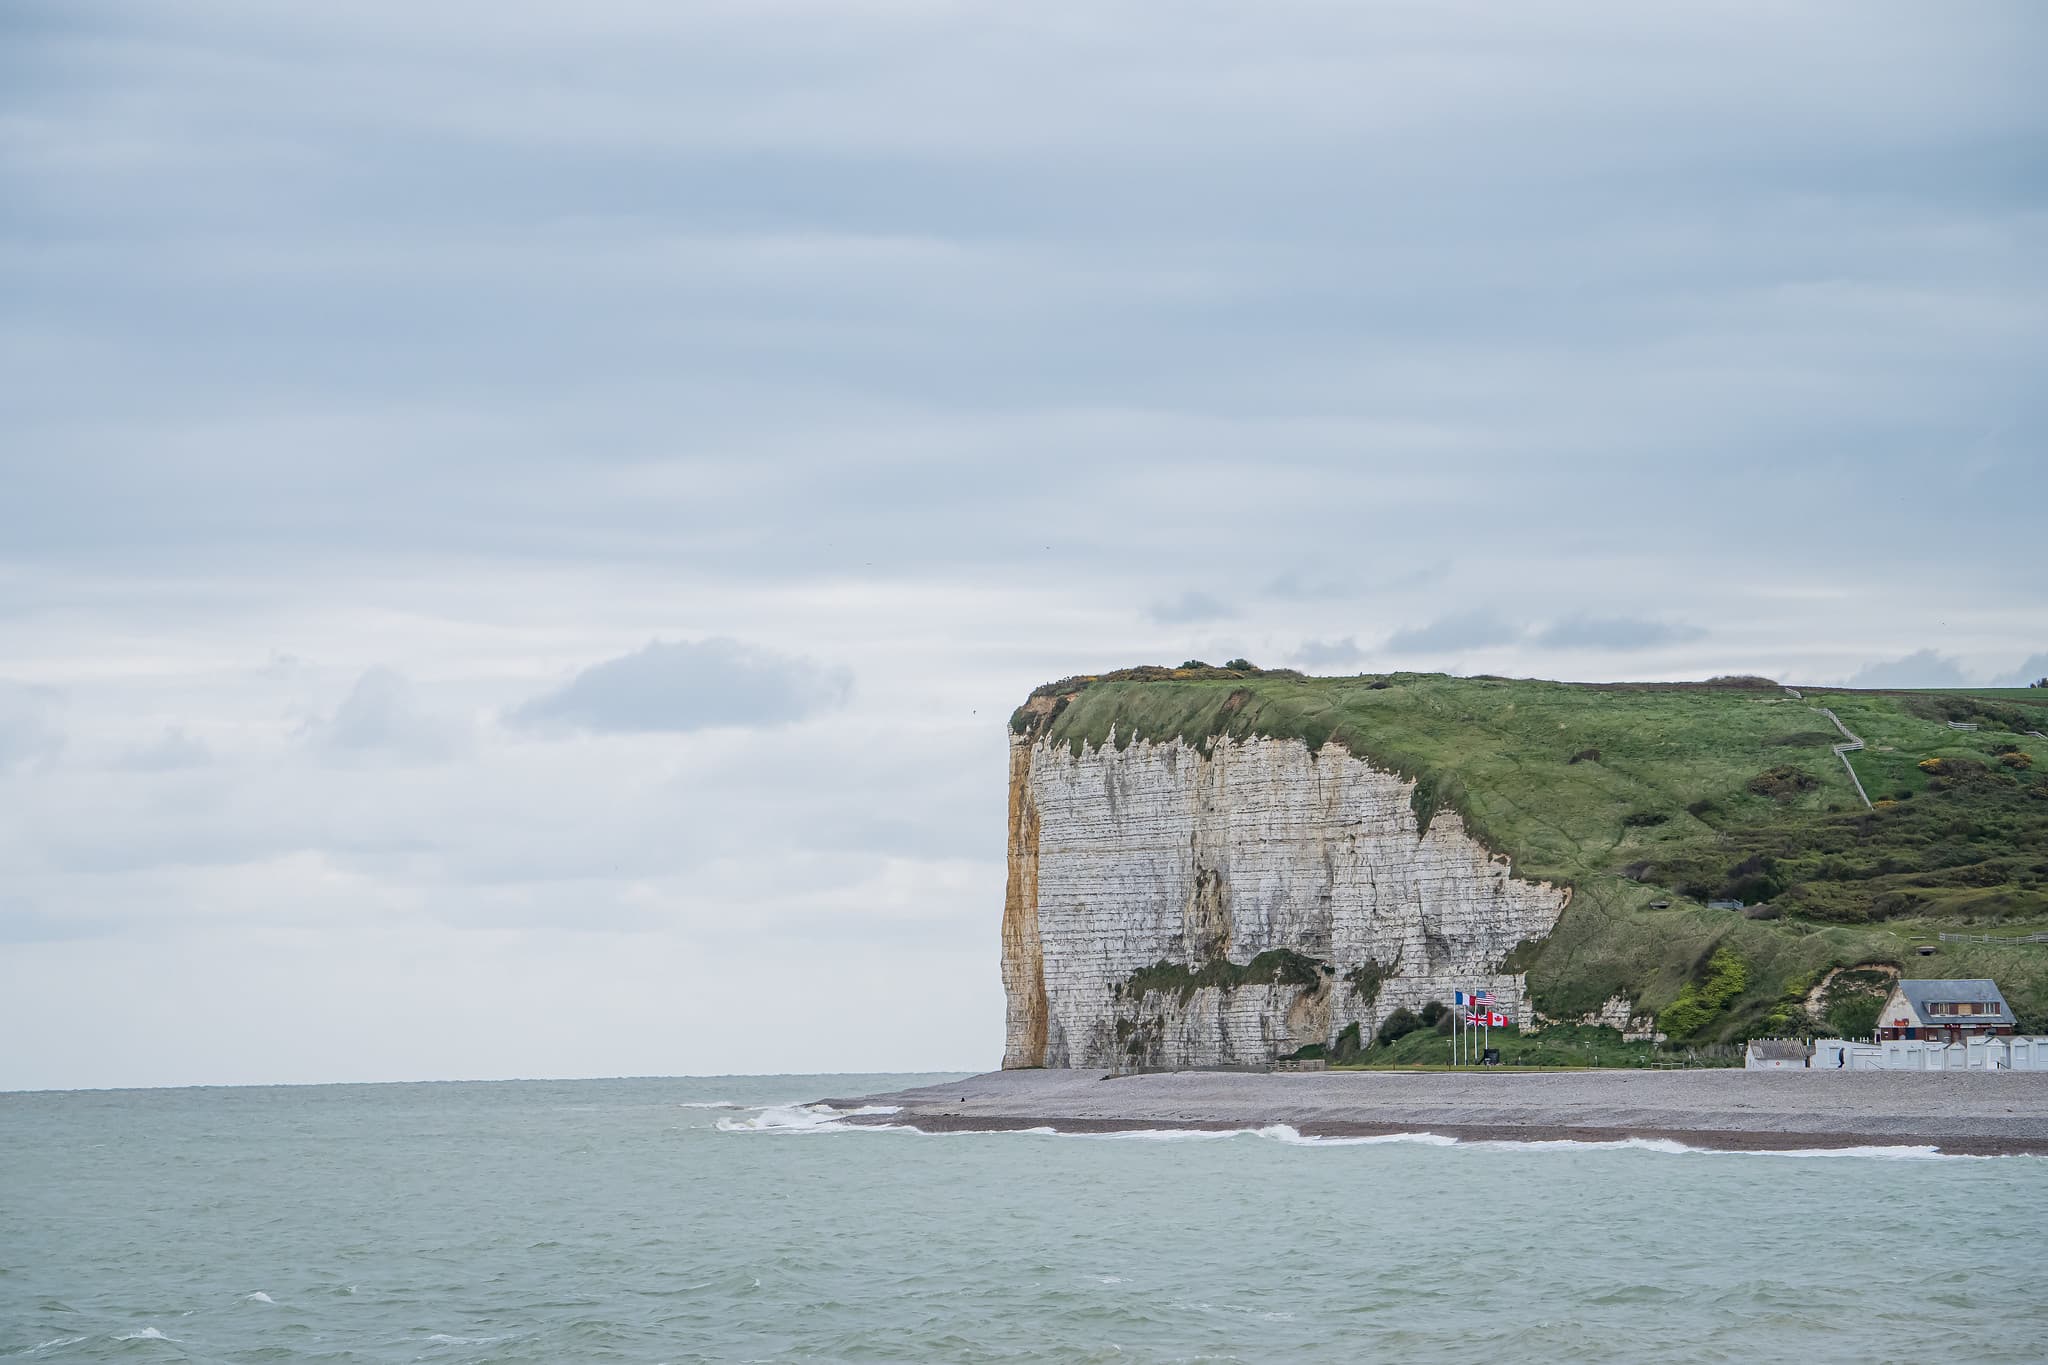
xmin=1002 ymin=728 xmax=1571 ymax=1068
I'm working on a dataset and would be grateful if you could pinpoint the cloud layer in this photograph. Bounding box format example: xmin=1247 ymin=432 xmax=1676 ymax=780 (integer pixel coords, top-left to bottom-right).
xmin=1 ymin=1 xmax=2043 ymax=1087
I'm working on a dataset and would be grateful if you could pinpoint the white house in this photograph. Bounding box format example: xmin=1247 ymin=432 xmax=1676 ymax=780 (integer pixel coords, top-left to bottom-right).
xmin=1874 ymin=979 xmax=2014 ymax=1042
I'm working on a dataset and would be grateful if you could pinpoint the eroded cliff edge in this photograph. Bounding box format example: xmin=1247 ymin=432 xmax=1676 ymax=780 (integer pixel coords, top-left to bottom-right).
xmin=1000 ymin=726 xmax=1569 ymax=1069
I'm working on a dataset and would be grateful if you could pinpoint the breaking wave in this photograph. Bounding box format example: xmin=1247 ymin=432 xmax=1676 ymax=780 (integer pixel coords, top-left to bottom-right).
xmin=746 ymin=1117 xmax=2003 ymax=1159
xmin=715 ymin=1103 xmax=903 ymax=1133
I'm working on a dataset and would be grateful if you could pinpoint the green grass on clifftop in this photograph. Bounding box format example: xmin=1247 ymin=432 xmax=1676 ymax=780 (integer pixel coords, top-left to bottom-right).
xmin=1014 ymin=668 xmax=2048 ymax=1043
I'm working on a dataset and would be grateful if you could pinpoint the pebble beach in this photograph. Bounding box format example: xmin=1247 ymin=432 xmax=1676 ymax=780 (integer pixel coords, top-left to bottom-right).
xmin=836 ymin=1067 xmax=2048 ymax=1154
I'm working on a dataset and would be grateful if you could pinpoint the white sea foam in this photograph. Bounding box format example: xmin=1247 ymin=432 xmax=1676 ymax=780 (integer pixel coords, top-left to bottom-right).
xmin=427 ymin=1333 xmax=503 ymax=1345
xmin=29 ymin=1338 xmax=89 ymax=1354
xmin=676 ymin=1101 xmax=747 ymax=1109
xmin=716 ymin=1103 xmax=902 ymax=1133
xmin=243 ymin=1291 xmax=274 ymax=1303
xmin=837 ymin=1119 xmax=2006 ymax=1159
xmin=114 ymin=1327 xmax=170 ymax=1341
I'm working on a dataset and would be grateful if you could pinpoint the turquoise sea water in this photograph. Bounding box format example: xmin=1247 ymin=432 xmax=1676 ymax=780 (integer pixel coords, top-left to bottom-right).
xmin=4 ymin=1074 xmax=2046 ymax=1363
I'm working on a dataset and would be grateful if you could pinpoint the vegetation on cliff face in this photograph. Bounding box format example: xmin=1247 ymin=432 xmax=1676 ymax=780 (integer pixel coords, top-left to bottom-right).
xmin=1015 ymin=668 xmax=2048 ymax=1043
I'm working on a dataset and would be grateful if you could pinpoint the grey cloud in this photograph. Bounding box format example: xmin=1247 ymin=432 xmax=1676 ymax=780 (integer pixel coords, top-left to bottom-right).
xmin=1291 ymin=637 xmax=1369 ymax=670
xmin=118 ymin=725 xmax=213 ymax=771
xmin=510 ymin=638 xmax=852 ymax=734
xmin=0 ymin=682 xmax=64 ymax=771
xmin=1532 ymin=617 xmax=1708 ymax=650
xmin=1995 ymin=653 xmax=2048 ymax=687
xmin=1845 ymin=650 xmax=1970 ymax=689
xmin=1145 ymin=592 xmax=1236 ymax=626
xmin=0 ymin=898 xmax=108 ymax=945
xmin=1262 ymin=570 xmax=1352 ymax=601
xmin=306 ymin=668 xmax=470 ymax=760
xmin=1383 ymin=611 xmax=1520 ymax=655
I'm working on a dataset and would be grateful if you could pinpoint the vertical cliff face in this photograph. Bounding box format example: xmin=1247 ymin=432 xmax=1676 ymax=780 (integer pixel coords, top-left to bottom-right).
xmin=1000 ymin=730 xmax=1570 ymax=1069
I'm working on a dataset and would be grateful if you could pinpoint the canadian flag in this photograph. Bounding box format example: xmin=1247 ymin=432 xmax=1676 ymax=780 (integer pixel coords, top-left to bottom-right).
xmin=1465 ymin=1012 xmax=1509 ymax=1028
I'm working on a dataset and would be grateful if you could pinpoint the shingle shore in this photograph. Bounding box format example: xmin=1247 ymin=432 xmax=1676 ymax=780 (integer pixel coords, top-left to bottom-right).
xmin=828 ymin=1068 xmax=2048 ymax=1155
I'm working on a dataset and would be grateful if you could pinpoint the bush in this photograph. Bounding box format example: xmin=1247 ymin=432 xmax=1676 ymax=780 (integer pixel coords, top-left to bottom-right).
xmin=1223 ymin=658 xmax=1255 ymax=672
xmin=1179 ymin=660 xmax=1211 ymax=670
xmin=1748 ymin=765 xmax=1820 ymax=800
xmin=1330 ymin=1021 xmax=1364 ymax=1062
xmin=1657 ymin=948 xmax=1749 ymax=1040
xmin=1720 ymin=852 xmax=1784 ymax=903
xmin=1568 ymin=748 xmax=1601 ymax=764
xmin=2001 ymin=752 xmax=2033 ymax=770
xmin=1623 ymin=811 xmax=1669 ymax=828
xmin=1375 ymin=1007 xmax=1425 ymax=1047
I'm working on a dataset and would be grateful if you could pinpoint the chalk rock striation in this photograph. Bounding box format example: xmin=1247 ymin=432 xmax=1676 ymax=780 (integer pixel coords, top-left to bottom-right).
xmin=1001 ymin=730 xmax=1570 ymax=1068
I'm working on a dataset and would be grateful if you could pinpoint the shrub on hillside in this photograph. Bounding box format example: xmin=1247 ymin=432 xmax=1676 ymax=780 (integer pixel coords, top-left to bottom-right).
xmin=1223 ymin=658 xmax=1255 ymax=672
xmin=1567 ymin=748 xmax=1601 ymax=764
xmin=1748 ymin=765 xmax=1819 ymax=800
xmin=1657 ymin=948 xmax=1749 ymax=1039
xmin=1719 ymin=852 xmax=1784 ymax=903
xmin=1375 ymin=1007 xmax=1425 ymax=1047
xmin=2000 ymin=751 xmax=2033 ymax=770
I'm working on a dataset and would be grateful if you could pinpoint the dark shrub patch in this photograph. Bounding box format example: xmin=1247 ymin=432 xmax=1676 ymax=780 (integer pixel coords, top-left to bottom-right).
xmin=1769 ymin=731 xmax=1837 ymax=748
xmin=1749 ymin=765 xmax=1820 ymax=801
xmin=1375 ymin=1007 xmax=1425 ymax=1047
xmin=1720 ymin=852 xmax=1784 ymax=903
xmin=1330 ymin=1022 xmax=1363 ymax=1062
xmin=1687 ymin=798 xmax=1717 ymax=818
xmin=1223 ymin=658 xmax=1255 ymax=672
xmin=1567 ymin=748 xmax=1601 ymax=764
xmin=1623 ymin=811 xmax=1669 ymax=828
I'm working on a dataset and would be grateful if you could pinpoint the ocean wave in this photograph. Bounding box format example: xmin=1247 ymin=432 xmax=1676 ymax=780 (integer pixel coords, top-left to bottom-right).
xmin=715 ymin=1103 xmax=902 ymax=1133
xmin=27 ymin=1338 xmax=89 ymax=1355
xmin=113 ymin=1328 xmax=170 ymax=1342
xmin=242 ymin=1291 xmax=274 ymax=1304
xmin=676 ymin=1101 xmax=747 ymax=1109
xmin=805 ymin=1119 xmax=2008 ymax=1159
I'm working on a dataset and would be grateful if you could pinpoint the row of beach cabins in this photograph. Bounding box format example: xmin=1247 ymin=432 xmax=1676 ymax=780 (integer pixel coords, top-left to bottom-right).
xmin=1746 ymin=978 xmax=2048 ymax=1072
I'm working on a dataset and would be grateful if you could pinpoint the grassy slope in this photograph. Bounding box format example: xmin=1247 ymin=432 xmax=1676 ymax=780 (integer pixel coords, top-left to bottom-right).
xmin=1023 ymin=671 xmax=2048 ymax=1042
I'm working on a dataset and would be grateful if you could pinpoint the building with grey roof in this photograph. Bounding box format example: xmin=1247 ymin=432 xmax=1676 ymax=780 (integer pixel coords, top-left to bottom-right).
xmin=1875 ymin=979 xmax=2014 ymax=1041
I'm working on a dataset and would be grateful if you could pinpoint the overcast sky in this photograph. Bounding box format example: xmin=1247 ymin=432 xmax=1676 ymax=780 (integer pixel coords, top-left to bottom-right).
xmin=4 ymin=1 xmax=2044 ymax=1089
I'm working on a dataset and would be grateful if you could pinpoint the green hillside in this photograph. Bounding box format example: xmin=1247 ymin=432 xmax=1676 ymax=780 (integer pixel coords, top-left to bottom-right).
xmin=1013 ymin=666 xmax=2048 ymax=1043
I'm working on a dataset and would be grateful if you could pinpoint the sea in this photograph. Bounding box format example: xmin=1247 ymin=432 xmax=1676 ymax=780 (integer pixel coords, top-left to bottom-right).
xmin=4 ymin=1073 xmax=2045 ymax=1363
